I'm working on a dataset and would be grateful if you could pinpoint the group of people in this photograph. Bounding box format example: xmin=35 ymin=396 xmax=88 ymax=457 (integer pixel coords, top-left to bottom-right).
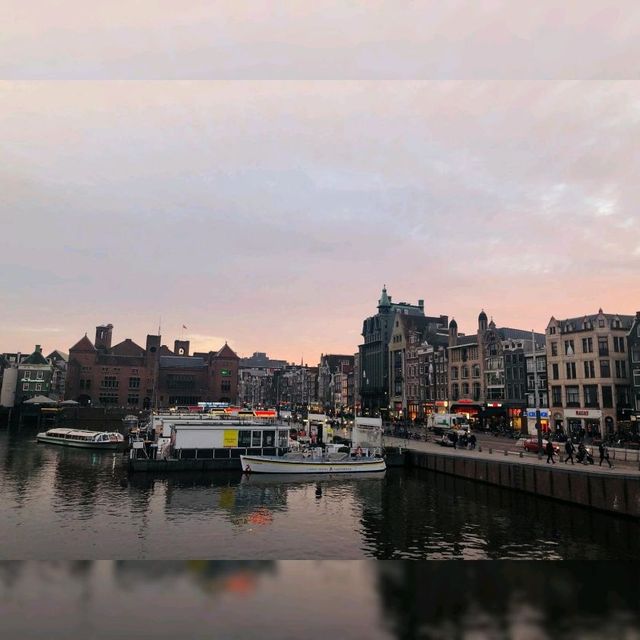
xmin=545 ymin=439 xmax=613 ymax=468
xmin=450 ymin=431 xmax=477 ymax=450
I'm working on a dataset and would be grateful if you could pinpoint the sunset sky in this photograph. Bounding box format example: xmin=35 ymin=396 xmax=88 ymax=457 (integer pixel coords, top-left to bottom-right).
xmin=2 ymin=3 xmax=639 ymax=363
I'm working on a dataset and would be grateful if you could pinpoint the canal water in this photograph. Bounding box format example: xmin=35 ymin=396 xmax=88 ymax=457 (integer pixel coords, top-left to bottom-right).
xmin=1 ymin=427 xmax=640 ymax=560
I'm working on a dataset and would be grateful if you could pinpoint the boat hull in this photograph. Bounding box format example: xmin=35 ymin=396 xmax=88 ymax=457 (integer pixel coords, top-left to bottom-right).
xmin=36 ymin=435 xmax=127 ymax=451
xmin=240 ymin=454 xmax=386 ymax=474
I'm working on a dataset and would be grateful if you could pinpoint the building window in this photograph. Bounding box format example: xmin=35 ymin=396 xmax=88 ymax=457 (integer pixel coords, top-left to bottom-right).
xmin=564 ymin=340 xmax=575 ymax=355
xmin=552 ymin=363 xmax=559 ymax=380
xmin=101 ymin=376 xmax=119 ymax=389
xmin=461 ymin=366 xmax=469 ymax=378
xmin=566 ymin=386 xmax=580 ymax=407
xmin=549 ymin=327 xmax=556 ymax=335
xmin=451 ymin=367 xmax=458 ymax=380
xmin=600 ymin=360 xmax=611 ymax=378
xmin=472 ymin=383 xmax=481 ymax=401
xmin=582 ymin=337 xmax=593 ymax=353
xmin=616 ymin=385 xmax=631 ymax=407
xmin=238 ymin=430 xmax=252 ymax=447
xmin=22 ymin=383 xmax=29 ymax=391
xmin=584 ymin=361 xmax=595 ymax=379
xmin=615 ymin=360 xmax=627 ymax=379
xmin=613 ymin=337 xmax=625 ymax=353
xmin=551 ymin=342 xmax=558 ymax=357
xmin=129 ymin=377 xmax=141 ymax=389
xmin=221 ymin=380 xmax=231 ymax=392
xmin=452 ymin=384 xmax=459 ymax=400
xmin=634 ymin=371 xmax=640 ymax=387
xmin=552 ymin=386 xmax=562 ymax=407
xmin=565 ymin=362 xmax=577 ymax=379
xmin=583 ymin=385 xmax=598 ymax=407
xmin=633 ymin=344 xmax=640 ymax=364
xmin=36 ymin=371 xmax=44 ymax=380
xmin=602 ymin=386 xmax=613 ymax=408
xmin=598 ymin=336 xmax=609 ymax=357
xmin=462 ymin=382 xmax=469 ymax=395
xmin=127 ymin=396 xmax=139 ymax=406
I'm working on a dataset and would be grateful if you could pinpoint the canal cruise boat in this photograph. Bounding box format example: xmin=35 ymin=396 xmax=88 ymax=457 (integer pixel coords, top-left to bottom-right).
xmin=37 ymin=428 xmax=127 ymax=450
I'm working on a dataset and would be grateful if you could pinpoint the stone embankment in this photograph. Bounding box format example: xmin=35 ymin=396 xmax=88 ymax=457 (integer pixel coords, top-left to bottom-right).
xmin=386 ymin=437 xmax=640 ymax=518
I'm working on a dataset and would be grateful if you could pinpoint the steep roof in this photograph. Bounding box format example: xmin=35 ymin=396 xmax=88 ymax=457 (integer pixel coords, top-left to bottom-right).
xmin=21 ymin=348 xmax=49 ymax=366
xmin=110 ymin=339 xmax=145 ymax=357
xmin=46 ymin=350 xmax=68 ymax=361
xmin=69 ymin=335 xmax=96 ymax=352
xmin=216 ymin=343 xmax=238 ymax=359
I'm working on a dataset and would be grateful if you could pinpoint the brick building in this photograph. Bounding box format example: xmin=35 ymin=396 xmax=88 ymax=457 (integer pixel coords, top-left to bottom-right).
xmin=66 ymin=324 xmax=239 ymax=408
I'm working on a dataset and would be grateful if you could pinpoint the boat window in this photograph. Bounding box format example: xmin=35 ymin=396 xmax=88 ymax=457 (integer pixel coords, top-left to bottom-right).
xmin=238 ymin=430 xmax=251 ymax=447
xmin=262 ymin=431 xmax=275 ymax=447
xmin=278 ymin=430 xmax=288 ymax=447
xmin=251 ymin=431 xmax=262 ymax=447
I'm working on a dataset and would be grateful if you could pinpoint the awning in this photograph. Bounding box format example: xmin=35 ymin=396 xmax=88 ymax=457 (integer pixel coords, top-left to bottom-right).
xmin=23 ymin=395 xmax=57 ymax=405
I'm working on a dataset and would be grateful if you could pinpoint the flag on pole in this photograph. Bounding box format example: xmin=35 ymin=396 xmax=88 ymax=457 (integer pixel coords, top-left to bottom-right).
xmin=182 ymin=325 xmax=187 ymax=329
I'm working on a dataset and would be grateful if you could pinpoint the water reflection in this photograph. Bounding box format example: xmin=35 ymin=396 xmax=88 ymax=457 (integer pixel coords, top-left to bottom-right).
xmin=359 ymin=469 xmax=640 ymax=559
xmin=377 ymin=562 xmax=640 ymax=639
xmin=0 ymin=561 xmax=637 ymax=639
xmin=2 ymin=428 xmax=640 ymax=559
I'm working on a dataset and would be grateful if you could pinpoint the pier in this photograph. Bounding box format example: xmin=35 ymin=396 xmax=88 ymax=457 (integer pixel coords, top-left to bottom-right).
xmin=386 ymin=436 xmax=640 ymax=518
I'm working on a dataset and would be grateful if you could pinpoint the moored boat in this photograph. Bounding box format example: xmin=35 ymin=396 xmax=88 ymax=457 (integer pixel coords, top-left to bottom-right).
xmin=37 ymin=428 xmax=127 ymax=450
xmin=240 ymin=451 xmax=386 ymax=474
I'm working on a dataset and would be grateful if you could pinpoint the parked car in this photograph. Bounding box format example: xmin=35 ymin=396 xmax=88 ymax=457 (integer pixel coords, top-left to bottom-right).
xmin=521 ymin=438 xmax=560 ymax=455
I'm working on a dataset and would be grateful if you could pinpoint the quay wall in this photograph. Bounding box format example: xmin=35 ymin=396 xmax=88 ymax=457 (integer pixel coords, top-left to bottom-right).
xmin=406 ymin=450 xmax=640 ymax=518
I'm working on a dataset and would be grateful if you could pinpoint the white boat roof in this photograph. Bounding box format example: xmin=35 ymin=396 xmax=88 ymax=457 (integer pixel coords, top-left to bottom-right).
xmin=46 ymin=428 xmax=109 ymax=437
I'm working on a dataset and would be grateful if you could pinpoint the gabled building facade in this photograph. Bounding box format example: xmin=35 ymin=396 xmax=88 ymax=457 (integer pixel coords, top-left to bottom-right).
xmin=546 ymin=309 xmax=634 ymax=438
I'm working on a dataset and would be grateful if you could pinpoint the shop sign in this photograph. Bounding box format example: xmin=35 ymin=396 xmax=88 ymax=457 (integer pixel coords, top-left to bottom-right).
xmin=526 ymin=409 xmax=550 ymax=418
xmin=564 ymin=409 xmax=602 ymax=419
xmin=486 ymin=402 xmax=502 ymax=408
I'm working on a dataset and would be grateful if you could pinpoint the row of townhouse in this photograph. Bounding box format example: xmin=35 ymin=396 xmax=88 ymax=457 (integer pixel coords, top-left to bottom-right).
xmin=358 ymin=287 xmax=640 ymax=436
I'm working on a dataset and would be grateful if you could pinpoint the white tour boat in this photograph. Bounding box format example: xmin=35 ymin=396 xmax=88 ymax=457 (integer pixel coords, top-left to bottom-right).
xmin=240 ymin=449 xmax=386 ymax=474
xmin=37 ymin=428 xmax=127 ymax=450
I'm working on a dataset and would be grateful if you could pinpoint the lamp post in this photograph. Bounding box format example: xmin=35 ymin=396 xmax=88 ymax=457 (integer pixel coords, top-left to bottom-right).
xmin=532 ymin=330 xmax=542 ymax=459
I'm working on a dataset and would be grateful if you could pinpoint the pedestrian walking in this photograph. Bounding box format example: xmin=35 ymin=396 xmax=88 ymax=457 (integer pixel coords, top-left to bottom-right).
xmin=564 ymin=439 xmax=575 ymax=465
xmin=545 ymin=440 xmax=555 ymax=464
xmin=598 ymin=442 xmax=613 ymax=468
xmin=451 ymin=431 xmax=458 ymax=449
xmin=469 ymin=433 xmax=477 ymax=450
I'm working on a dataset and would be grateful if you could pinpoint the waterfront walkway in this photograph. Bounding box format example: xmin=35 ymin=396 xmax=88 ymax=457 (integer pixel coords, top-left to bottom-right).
xmin=385 ymin=436 xmax=640 ymax=477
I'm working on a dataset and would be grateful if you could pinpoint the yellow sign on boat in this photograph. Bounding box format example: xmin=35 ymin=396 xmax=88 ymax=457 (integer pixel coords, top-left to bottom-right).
xmin=223 ymin=430 xmax=239 ymax=447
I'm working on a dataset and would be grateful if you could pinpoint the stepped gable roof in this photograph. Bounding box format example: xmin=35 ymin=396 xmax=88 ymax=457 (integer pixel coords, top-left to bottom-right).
xmin=110 ymin=339 xmax=145 ymax=357
xmin=159 ymin=355 xmax=206 ymax=369
xmin=69 ymin=335 xmax=96 ymax=352
xmin=22 ymin=348 xmax=49 ymax=366
xmin=216 ymin=343 xmax=238 ymax=359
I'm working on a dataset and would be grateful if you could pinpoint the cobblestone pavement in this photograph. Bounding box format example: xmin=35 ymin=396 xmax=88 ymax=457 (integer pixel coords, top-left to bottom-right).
xmin=384 ymin=435 xmax=640 ymax=477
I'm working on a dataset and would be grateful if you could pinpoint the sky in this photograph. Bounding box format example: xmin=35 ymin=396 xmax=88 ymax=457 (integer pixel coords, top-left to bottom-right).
xmin=1 ymin=2 xmax=640 ymax=363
